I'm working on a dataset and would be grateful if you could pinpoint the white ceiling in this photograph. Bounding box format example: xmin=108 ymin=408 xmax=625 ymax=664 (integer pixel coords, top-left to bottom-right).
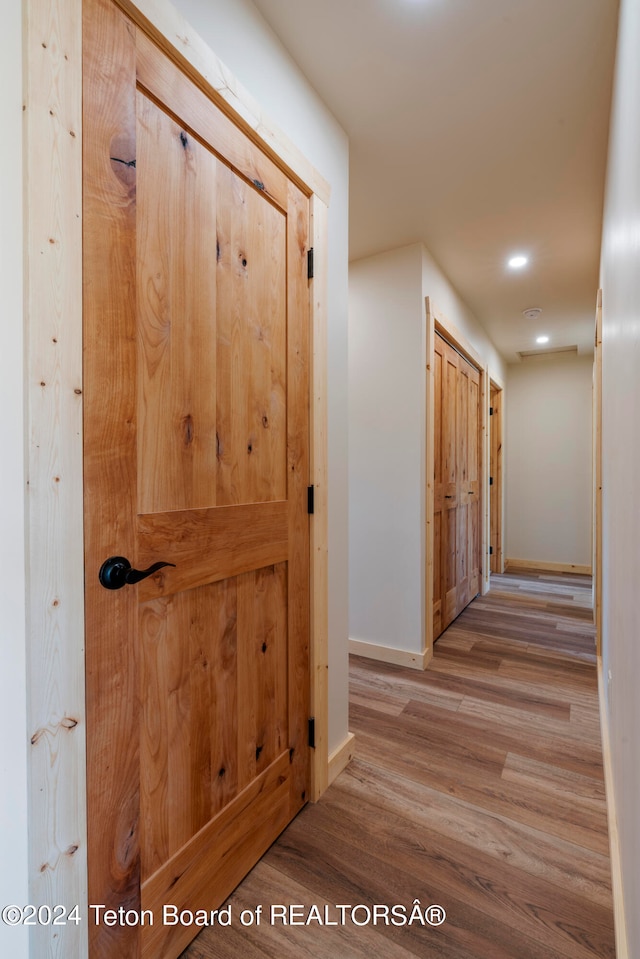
xmin=252 ymin=0 xmax=619 ymax=362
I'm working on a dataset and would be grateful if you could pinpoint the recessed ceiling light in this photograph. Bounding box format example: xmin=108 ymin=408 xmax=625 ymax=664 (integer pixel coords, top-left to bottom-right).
xmin=536 ymin=335 xmax=549 ymax=344
xmin=508 ymin=254 xmax=528 ymax=269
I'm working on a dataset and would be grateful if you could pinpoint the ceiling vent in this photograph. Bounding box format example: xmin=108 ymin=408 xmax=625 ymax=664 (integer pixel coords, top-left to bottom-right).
xmin=522 ymin=307 xmax=543 ymax=320
xmin=518 ymin=345 xmax=578 ymax=359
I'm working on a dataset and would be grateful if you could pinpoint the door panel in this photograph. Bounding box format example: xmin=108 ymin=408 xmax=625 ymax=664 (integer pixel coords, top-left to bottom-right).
xmin=83 ymin=1 xmax=310 ymax=956
xmin=136 ymin=92 xmax=220 ymax=514
xmin=456 ymin=359 xmax=470 ymax=611
xmin=433 ymin=509 xmax=442 ymax=637
xmin=466 ymin=366 xmax=481 ymax=598
xmin=444 ymin=505 xmax=458 ymax=626
xmin=457 ymin=502 xmax=469 ymax=611
xmin=214 ymin=161 xmax=288 ymax=507
xmin=443 ymin=346 xmax=458 ymax=497
xmin=442 ymin=340 xmax=459 ymax=627
xmin=136 ymin=93 xmax=288 ymax=513
xmin=138 ymin=563 xmax=288 ymax=882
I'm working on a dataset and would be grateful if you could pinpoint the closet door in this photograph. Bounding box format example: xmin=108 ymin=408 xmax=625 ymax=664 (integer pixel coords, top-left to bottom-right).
xmin=433 ymin=333 xmax=481 ymax=639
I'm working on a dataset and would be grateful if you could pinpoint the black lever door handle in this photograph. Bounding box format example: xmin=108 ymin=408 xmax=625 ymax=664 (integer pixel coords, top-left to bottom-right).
xmin=98 ymin=555 xmax=176 ymax=590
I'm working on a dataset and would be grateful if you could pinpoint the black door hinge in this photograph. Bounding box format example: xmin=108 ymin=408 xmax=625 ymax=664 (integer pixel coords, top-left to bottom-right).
xmin=489 ymin=546 xmax=493 ymax=555
xmin=490 ymin=406 xmax=493 ymax=415
xmin=307 ymin=247 xmax=314 ymax=280
xmin=308 ymin=717 xmax=316 ymax=749
xmin=307 ymin=485 xmax=314 ymax=514
xmin=489 ymin=476 xmax=494 ymax=486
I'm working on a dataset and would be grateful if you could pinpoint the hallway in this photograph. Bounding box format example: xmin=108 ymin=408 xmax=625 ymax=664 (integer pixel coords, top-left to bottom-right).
xmin=183 ymin=571 xmax=613 ymax=959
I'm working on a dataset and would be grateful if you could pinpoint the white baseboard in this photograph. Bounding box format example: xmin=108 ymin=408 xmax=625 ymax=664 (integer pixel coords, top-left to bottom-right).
xmin=349 ymin=637 xmax=432 ymax=670
xmin=505 ymin=558 xmax=592 ymax=575
xmin=328 ymin=732 xmax=356 ymax=786
xmin=598 ymin=658 xmax=629 ymax=958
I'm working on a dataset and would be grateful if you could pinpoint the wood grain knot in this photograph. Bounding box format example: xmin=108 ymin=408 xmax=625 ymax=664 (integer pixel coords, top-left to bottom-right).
xmin=183 ymin=414 xmax=194 ymax=446
xmin=110 ymin=156 xmax=136 ymax=169
xmin=30 ymin=716 xmax=78 ymax=745
xmin=109 ymin=132 xmax=137 ymax=189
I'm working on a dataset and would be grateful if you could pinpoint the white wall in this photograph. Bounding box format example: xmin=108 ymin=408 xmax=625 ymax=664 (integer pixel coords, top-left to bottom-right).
xmin=0 ymin=2 xmax=29 ymax=957
xmin=421 ymin=246 xmax=506 ymax=383
xmin=349 ymin=245 xmax=425 ymax=654
xmin=349 ymin=243 xmax=505 ymax=656
xmin=505 ymin=354 xmax=593 ymax=567
xmin=172 ymin=0 xmax=350 ymax=753
xmin=599 ymin=0 xmax=640 ymax=951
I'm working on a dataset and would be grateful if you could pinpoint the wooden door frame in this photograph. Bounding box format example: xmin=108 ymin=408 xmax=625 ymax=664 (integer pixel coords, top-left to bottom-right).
xmin=24 ymin=1 xmax=329 ymax=954
xmin=425 ymin=298 xmax=489 ymax=660
xmin=489 ymin=377 xmax=505 ymax=578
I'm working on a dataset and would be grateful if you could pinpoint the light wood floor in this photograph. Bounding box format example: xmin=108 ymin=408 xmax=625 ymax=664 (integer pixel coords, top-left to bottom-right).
xmin=182 ymin=570 xmax=614 ymax=959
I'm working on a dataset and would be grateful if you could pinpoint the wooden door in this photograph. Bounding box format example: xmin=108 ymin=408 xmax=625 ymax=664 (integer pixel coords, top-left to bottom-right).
xmin=433 ymin=333 xmax=481 ymax=638
xmin=83 ymin=1 xmax=311 ymax=956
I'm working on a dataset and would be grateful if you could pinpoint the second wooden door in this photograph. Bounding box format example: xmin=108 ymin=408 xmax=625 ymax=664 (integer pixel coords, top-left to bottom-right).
xmin=433 ymin=333 xmax=481 ymax=638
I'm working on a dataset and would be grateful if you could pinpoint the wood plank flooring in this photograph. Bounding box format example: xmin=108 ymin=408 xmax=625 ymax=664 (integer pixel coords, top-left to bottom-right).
xmin=182 ymin=570 xmax=614 ymax=959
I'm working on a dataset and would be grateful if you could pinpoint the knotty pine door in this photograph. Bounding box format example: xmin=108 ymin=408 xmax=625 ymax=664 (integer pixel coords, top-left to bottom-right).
xmin=433 ymin=333 xmax=481 ymax=639
xmin=82 ymin=1 xmax=311 ymax=956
